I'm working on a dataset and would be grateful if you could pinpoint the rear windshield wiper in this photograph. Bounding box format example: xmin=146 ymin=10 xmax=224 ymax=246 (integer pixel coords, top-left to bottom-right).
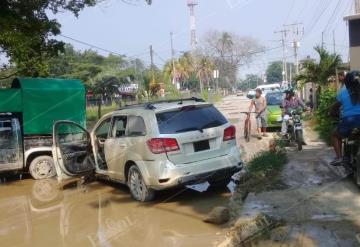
xmin=201 ymin=120 xmax=222 ymax=129
xmin=176 ymin=127 xmax=203 ymax=133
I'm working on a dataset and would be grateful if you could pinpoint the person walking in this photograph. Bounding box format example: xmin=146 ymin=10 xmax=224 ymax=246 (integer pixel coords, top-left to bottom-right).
xmin=248 ymin=88 xmax=268 ymax=139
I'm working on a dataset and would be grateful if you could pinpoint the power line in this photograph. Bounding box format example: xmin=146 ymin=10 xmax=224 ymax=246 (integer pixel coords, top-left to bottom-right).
xmin=284 ymin=0 xmax=296 ymax=24
xmin=59 ymin=34 xmax=149 ymax=60
xmin=303 ymin=0 xmax=332 ymax=39
xmin=323 ymin=0 xmax=343 ymax=34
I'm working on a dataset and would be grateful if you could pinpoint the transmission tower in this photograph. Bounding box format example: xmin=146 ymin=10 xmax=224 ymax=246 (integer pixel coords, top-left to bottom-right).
xmin=187 ymin=0 xmax=198 ymax=50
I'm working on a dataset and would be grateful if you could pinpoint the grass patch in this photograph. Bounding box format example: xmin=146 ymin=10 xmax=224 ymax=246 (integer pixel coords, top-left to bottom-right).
xmin=247 ymin=151 xmax=287 ymax=177
xmin=237 ymin=142 xmax=288 ymax=194
xmin=86 ymin=104 xmax=118 ymax=122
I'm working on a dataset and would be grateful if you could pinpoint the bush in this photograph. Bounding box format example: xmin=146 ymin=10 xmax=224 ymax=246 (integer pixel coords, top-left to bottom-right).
xmin=315 ymin=88 xmax=337 ymax=144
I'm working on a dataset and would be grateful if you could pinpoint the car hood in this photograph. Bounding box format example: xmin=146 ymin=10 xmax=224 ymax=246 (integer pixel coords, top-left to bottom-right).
xmin=267 ymin=105 xmax=281 ymax=114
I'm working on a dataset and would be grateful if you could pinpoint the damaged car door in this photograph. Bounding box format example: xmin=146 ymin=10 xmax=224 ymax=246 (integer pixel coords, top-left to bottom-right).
xmin=52 ymin=121 xmax=95 ymax=181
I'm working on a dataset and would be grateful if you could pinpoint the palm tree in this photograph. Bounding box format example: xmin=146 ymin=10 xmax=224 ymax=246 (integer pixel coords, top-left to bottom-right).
xmin=296 ymin=46 xmax=342 ymax=109
xmin=195 ymin=56 xmax=214 ymax=93
xmin=176 ymin=54 xmax=193 ymax=89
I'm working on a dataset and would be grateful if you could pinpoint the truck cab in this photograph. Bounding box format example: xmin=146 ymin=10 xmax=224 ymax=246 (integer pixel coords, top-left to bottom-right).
xmin=0 ymin=78 xmax=86 ymax=179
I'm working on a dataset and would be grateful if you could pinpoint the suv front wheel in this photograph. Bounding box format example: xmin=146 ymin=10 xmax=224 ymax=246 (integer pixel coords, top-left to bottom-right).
xmin=127 ymin=165 xmax=155 ymax=202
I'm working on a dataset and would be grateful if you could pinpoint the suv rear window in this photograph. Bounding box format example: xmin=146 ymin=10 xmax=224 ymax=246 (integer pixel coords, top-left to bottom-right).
xmin=156 ymin=105 xmax=227 ymax=134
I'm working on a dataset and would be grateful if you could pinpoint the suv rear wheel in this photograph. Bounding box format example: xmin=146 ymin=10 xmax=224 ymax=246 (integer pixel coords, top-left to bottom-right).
xmin=127 ymin=165 xmax=155 ymax=202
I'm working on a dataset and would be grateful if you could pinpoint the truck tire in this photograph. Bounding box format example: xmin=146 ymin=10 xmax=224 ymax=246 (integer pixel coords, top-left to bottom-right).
xmin=127 ymin=165 xmax=155 ymax=202
xmin=29 ymin=155 xmax=56 ymax=180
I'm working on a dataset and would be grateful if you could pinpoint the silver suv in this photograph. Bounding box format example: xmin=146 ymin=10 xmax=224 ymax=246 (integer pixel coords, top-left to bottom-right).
xmin=52 ymin=98 xmax=242 ymax=202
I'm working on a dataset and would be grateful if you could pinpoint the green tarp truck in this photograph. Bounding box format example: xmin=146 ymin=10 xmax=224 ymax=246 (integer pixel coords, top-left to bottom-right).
xmin=0 ymin=78 xmax=86 ymax=179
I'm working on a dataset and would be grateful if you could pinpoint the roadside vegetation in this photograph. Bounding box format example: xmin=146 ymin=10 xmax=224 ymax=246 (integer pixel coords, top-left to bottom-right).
xmin=229 ymin=138 xmax=288 ymax=220
xmin=296 ymin=46 xmax=344 ymax=143
xmin=315 ymin=88 xmax=337 ymax=144
xmin=240 ymin=144 xmax=288 ymax=194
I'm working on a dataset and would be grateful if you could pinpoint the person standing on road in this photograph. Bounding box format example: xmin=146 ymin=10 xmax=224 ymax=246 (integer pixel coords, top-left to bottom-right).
xmin=248 ymin=88 xmax=268 ymax=139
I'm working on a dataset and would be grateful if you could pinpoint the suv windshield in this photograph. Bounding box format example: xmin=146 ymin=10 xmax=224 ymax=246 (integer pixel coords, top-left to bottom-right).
xmin=266 ymin=92 xmax=283 ymax=106
xmin=156 ymin=105 xmax=227 ymax=134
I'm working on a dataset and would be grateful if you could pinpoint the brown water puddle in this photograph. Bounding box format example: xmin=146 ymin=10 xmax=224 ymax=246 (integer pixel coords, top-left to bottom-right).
xmin=0 ymin=178 xmax=229 ymax=247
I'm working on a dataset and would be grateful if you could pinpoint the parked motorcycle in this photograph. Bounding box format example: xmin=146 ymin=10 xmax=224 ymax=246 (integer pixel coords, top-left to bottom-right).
xmin=283 ymin=109 xmax=304 ymax=151
xmin=342 ymin=129 xmax=360 ymax=185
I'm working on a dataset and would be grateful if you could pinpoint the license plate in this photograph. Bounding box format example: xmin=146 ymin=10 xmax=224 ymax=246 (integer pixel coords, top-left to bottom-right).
xmin=186 ymin=181 xmax=210 ymax=192
xmin=193 ymin=140 xmax=210 ymax=152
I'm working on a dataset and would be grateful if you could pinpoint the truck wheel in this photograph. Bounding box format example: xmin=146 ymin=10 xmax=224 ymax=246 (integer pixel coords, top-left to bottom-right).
xmin=127 ymin=165 xmax=155 ymax=202
xmin=29 ymin=156 xmax=56 ymax=180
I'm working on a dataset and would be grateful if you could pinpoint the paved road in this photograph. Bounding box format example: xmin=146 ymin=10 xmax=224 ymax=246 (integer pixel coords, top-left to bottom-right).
xmin=217 ymin=95 xmax=273 ymax=161
xmin=0 ymin=95 xmax=253 ymax=247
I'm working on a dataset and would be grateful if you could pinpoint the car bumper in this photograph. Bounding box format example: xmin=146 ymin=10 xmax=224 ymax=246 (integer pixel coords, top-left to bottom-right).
xmin=268 ymin=114 xmax=282 ymax=127
xmin=137 ymin=147 xmax=242 ymax=190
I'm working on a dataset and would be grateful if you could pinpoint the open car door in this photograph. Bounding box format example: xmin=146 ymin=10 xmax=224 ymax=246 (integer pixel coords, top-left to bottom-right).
xmin=52 ymin=121 xmax=95 ymax=181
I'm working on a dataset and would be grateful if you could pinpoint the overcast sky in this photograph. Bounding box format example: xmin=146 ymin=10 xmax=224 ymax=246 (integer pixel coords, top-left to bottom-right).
xmin=55 ymin=0 xmax=354 ymax=77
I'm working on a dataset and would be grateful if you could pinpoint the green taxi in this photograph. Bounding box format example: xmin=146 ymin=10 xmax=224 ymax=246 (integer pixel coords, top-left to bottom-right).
xmin=265 ymin=91 xmax=283 ymax=128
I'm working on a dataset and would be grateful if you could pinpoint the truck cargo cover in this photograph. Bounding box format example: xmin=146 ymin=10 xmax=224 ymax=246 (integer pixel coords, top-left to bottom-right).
xmin=7 ymin=78 xmax=86 ymax=135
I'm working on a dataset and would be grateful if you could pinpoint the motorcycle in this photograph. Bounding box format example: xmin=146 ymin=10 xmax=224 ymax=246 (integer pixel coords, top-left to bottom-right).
xmin=283 ymin=109 xmax=304 ymax=151
xmin=342 ymin=129 xmax=360 ymax=185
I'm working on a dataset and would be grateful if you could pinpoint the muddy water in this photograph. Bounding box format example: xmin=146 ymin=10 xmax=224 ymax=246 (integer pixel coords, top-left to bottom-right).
xmin=0 ymin=177 xmax=230 ymax=247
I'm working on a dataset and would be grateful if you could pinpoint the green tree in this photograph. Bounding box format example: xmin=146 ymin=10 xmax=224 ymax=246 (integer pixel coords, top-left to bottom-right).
xmin=0 ymin=0 xmax=97 ymax=76
xmin=195 ymin=56 xmax=214 ymax=93
xmin=296 ymin=46 xmax=342 ymax=86
xmin=0 ymin=0 xmax=151 ymax=76
xmin=296 ymin=46 xmax=342 ymax=108
xmin=266 ymin=61 xmax=295 ymax=83
xmin=266 ymin=61 xmax=283 ymax=83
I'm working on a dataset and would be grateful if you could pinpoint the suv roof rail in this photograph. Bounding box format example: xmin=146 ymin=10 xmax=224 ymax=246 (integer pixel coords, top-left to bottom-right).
xmin=119 ymin=97 xmax=206 ymax=111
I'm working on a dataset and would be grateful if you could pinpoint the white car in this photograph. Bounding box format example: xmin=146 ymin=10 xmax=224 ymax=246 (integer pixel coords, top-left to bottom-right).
xmin=52 ymin=98 xmax=243 ymax=202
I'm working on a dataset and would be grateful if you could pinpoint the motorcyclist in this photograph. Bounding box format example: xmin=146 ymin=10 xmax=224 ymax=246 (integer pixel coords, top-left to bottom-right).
xmin=281 ymin=89 xmax=308 ymax=135
xmin=330 ymin=71 xmax=360 ymax=166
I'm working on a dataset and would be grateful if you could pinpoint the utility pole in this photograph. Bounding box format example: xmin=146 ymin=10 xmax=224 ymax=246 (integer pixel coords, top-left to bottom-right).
xmin=187 ymin=0 xmax=198 ymax=51
xmin=321 ymin=32 xmax=325 ymax=48
xmin=333 ymin=30 xmax=336 ymax=54
xmin=149 ymin=45 xmax=155 ymax=83
xmin=170 ymin=32 xmax=177 ymax=87
xmin=285 ymin=23 xmax=304 ymax=76
xmin=275 ymin=29 xmax=290 ymax=84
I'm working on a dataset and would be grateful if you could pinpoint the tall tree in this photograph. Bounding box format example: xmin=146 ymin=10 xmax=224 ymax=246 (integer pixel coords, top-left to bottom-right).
xmin=266 ymin=61 xmax=283 ymax=83
xmin=203 ymin=30 xmax=262 ymax=88
xmin=296 ymin=46 xmax=342 ymax=86
xmin=195 ymin=56 xmax=214 ymax=93
xmin=0 ymin=0 xmax=151 ymax=76
xmin=266 ymin=61 xmax=295 ymax=83
xmin=0 ymin=0 xmax=98 ymax=76
xmin=296 ymin=46 xmax=342 ymax=108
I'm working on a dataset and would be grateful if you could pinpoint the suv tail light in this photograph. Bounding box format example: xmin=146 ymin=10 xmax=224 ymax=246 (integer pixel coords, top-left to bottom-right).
xmin=223 ymin=126 xmax=236 ymax=141
xmin=147 ymin=138 xmax=180 ymax=154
